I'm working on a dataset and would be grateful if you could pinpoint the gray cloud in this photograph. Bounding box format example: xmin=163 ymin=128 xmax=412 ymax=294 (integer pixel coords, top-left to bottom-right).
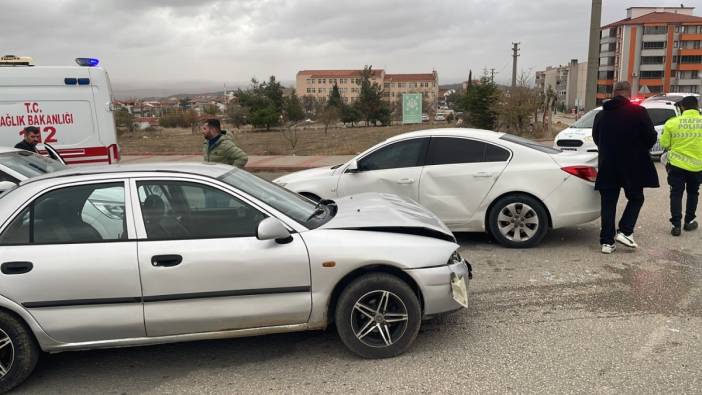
xmin=2 ymin=0 xmax=701 ymax=94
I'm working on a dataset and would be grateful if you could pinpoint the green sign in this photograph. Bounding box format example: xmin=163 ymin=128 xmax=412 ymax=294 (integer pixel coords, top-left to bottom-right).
xmin=402 ymin=93 xmax=422 ymax=124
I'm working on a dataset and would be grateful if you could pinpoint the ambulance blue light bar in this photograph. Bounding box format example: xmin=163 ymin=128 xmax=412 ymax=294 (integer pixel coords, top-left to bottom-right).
xmin=75 ymin=58 xmax=99 ymax=67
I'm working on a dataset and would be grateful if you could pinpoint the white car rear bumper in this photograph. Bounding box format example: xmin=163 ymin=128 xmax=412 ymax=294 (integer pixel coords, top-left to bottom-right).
xmin=546 ymin=177 xmax=600 ymax=228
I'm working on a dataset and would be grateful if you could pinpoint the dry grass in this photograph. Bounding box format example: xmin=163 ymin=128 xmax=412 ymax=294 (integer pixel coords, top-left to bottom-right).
xmin=119 ymin=123 xmax=455 ymax=156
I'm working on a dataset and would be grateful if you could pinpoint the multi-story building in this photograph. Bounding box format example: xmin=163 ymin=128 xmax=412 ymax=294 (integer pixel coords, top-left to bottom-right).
xmin=535 ymin=59 xmax=588 ymax=110
xmin=296 ymin=69 xmax=439 ymax=109
xmin=597 ymin=6 xmax=702 ymax=102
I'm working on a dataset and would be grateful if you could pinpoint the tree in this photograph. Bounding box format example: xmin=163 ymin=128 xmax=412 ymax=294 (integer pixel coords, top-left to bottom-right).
xmin=319 ymin=106 xmax=341 ymax=135
xmin=203 ymin=103 xmax=218 ymax=116
xmin=461 ymin=74 xmax=500 ymax=130
xmin=302 ymin=95 xmax=317 ymax=115
xmin=340 ymin=103 xmax=362 ymax=126
xmin=356 ymin=65 xmax=391 ymax=126
xmin=114 ymin=107 xmax=134 ymax=133
xmin=327 ymin=84 xmax=343 ymax=109
xmin=262 ymin=76 xmax=285 ymax=113
xmin=543 ymin=85 xmax=558 ymax=131
xmin=238 ymin=80 xmax=282 ymax=131
xmin=497 ymin=73 xmax=542 ymax=136
xmin=284 ymin=91 xmax=305 ymax=123
xmin=467 ymin=69 xmax=473 ymax=90
xmin=248 ymin=105 xmax=279 ymax=130
xmin=226 ymin=104 xmax=249 ymax=128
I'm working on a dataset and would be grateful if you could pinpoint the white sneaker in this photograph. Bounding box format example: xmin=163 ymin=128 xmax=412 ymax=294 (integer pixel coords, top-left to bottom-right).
xmin=615 ymin=232 xmax=638 ymax=248
xmin=601 ymin=244 xmax=616 ymax=254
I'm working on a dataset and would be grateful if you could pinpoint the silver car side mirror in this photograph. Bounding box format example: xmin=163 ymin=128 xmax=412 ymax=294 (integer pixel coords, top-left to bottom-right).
xmin=257 ymin=217 xmax=292 ymax=243
xmin=0 ymin=181 xmax=18 ymax=195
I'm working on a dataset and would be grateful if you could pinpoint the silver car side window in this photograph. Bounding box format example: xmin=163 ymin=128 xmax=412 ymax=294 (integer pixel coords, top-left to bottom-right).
xmin=0 ymin=182 xmax=127 ymax=245
xmin=136 ymin=180 xmax=267 ymax=240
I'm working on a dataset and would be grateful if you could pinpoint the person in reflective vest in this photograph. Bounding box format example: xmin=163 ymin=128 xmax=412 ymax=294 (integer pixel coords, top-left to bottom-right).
xmin=660 ymin=95 xmax=702 ymax=236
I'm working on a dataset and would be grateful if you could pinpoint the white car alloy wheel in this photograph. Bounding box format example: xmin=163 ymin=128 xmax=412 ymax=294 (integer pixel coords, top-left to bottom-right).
xmin=497 ymin=202 xmax=540 ymax=242
xmin=488 ymin=194 xmax=549 ymax=248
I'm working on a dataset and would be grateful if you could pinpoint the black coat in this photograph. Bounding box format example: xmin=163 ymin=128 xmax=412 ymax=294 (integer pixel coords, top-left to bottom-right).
xmin=592 ymin=95 xmax=660 ymax=190
xmin=14 ymin=140 xmax=37 ymax=153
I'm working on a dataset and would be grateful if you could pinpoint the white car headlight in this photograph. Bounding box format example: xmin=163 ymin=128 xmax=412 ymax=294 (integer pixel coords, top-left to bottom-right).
xmin=448 ymin=250 xmax=463 ymax=265
xmin=582 ymin=135 xmax=594 ymax=143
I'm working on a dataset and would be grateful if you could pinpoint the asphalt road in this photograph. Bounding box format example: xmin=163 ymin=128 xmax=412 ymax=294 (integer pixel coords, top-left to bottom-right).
xmin=16 ymin=165 xmax=702 ymax=394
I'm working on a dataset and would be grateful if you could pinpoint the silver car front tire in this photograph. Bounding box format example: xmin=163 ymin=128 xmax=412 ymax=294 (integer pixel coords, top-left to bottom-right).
xmin=335 ymin=273 xmax=421 ymax=359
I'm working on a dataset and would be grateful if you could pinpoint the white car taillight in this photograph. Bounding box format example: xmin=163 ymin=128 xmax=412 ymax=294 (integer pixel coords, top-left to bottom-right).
xmin=561 ymin=166 xmax=597 ymax=182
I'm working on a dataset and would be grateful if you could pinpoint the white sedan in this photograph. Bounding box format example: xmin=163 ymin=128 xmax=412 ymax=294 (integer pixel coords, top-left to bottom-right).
xmin=275 ymin=129 xmax=600 ymax=248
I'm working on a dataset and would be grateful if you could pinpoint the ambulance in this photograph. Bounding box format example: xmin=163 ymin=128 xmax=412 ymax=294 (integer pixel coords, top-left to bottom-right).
xmin=0 ymin=55 xmax=120 ymax=165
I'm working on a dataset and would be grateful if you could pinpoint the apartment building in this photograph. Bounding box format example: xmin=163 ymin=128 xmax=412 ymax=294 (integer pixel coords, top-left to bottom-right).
xmin=296 ymin=69 xmax=439 ymax=109
xmin=597 ymin=6 xmax=702 ymax=102
xmin=535 ymin=59 xmax=588 ymax=110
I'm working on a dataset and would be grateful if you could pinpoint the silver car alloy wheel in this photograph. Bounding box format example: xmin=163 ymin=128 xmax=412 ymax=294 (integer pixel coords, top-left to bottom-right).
xmin=351 ymin=290 xmax=409 ymax=348
xmin=497 ymin=202 xmax=539 ymax=242
xmin=0 ymin=329 xmax=14 ymax=378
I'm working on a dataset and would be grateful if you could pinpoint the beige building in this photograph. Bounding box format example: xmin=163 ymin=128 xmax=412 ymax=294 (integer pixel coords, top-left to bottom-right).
xmin=535 ymin=59 xmax=588 ymax=110
xmin=296 ymin=69 xmax=439 ymax=109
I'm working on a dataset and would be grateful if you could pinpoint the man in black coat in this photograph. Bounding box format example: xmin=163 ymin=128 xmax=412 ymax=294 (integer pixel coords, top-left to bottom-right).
xmin=592 ymin=81 xmax=659 ymax=254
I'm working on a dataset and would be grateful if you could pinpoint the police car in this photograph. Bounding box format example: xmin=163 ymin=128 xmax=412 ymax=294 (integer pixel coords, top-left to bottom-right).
xmin=0 ymin=55 xmax=120 ymax=165
xmin=553 ymin=95 xmax=692 ymax=158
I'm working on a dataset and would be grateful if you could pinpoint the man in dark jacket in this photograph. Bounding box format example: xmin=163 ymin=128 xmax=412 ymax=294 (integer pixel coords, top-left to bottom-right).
xmin=15 ymin=126 xmax=41 ymax=153
xmin=592 ymin=81 xmax=659 ymax=254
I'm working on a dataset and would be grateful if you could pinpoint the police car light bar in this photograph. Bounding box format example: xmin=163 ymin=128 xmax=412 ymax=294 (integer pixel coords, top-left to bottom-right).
xmin=75 ymin=58 xmax=99 ymax=67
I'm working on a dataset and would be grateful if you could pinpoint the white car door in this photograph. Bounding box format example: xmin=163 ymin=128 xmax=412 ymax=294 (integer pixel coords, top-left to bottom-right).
xmin=419 ymin=137 xmax=510 ymax=229
xmin=0 ymin=181 xmax=144 ymax=343
xmin=131 ymin=178 xmax=312 ymax=337
xmin=336 ymin=137 xmax=429 ymax=202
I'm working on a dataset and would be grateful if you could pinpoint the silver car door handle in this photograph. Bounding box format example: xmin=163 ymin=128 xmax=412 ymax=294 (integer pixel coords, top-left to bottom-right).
xmin=397 ymin=178 xmax=415 ymax=184
xmin=473 ymin=172 xmax=494 ymax=178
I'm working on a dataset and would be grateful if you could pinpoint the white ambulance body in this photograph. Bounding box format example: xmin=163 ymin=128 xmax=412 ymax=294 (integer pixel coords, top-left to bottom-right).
xmin=0 ymin=56 xmax=119 ymax=165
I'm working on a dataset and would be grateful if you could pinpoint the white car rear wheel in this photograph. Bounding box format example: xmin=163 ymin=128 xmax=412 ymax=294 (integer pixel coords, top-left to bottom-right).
xmin=488 ymin=194 xmax=548 ymax=248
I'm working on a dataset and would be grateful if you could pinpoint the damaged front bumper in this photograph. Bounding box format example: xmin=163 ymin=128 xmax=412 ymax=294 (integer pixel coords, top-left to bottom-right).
xmin=407 ymin=256 xmax=473 ymax=316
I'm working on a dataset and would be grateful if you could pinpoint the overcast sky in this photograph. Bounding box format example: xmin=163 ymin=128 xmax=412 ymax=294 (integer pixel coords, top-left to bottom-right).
xmin=3 ymin=0 xmax=701 ymax=94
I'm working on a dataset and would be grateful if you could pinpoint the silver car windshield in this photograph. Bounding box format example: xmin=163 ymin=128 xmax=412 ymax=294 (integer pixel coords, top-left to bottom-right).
xmin=0 ymin=151 xmax=65 ymax=178
xmin=218 ymin=169 xmax=330 ymax=228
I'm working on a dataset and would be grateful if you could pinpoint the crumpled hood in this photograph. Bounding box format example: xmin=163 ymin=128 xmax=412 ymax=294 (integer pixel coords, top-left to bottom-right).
xmin=319 ymin=192 xmax=455 ymax=242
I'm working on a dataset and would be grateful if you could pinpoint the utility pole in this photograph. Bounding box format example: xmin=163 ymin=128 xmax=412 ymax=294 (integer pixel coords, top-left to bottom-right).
xmin=585 ymin=0 xmax=602 ymax=111
xmin=511 ymin=42 xmax=520 ymax=88
xmin=490 ymin=68 xmax=497 ymax=83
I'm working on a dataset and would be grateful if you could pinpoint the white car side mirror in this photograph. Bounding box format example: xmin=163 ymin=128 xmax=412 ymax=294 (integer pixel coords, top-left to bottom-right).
xmin=346 ymin=159 xmax=360 ymax=173
xmin=0 ymin=181 xmax=18 ymax=194
xmin=257 ymin=217 xmax=292 ymax=243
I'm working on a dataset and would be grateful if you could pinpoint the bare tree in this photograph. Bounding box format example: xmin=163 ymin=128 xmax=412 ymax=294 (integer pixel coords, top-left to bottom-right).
xmin=281 ymin=124 xmax=300 ymax=154
xmin=319 ymin=106 xmax=340 ymax=135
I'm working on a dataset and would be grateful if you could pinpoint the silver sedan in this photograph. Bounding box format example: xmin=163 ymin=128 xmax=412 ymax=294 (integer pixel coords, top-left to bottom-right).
xmin=0 ymin=163 xmax=471 ymax=392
